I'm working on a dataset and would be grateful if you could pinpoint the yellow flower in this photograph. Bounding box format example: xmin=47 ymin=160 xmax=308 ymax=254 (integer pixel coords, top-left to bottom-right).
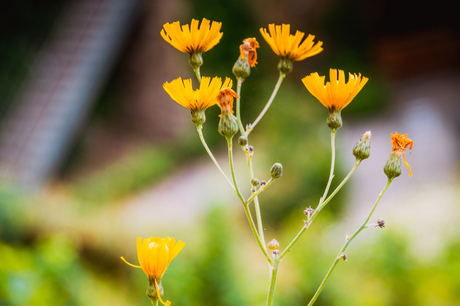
xmin=259 ymin=24 xmax=323 ymax=62
xmin=239 ymin=38 xmax=260 ymax=68
xmin=121 ymin=237 xmax=185 ymax=306
xmin=163 ymin=76 xmax=233 ymax=112
xmin=161 ymin=18 xmax=223 ymax=54
xmin=302 ymin=69 xmax=368 ymax=112
xmin=391 ymin=132 xmax=413 ymax=176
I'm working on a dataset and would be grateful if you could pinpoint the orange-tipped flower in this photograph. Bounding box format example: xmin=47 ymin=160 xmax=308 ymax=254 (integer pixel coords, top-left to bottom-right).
xmin=260 ymin=24 xmax=323 ymax=62
xmin=121 ymin=237 xmax=185 ymax=306
xmin=302 ymin=69 xmax=369 ymax=112
xmin=163 ymin=76 xmax=233 ymax=112
xmin=391 ymin=132 xmax=413 ymax=176
xmin=161 ymin=18 xmax=223 ymax=54
xmin=239 ymin=38 xmax=260 ymax=68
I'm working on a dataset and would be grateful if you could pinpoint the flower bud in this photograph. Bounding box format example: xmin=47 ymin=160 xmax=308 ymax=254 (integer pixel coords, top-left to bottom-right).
xmin=233 ymin=56 xmax=251 ymax=79
xmin=218 ymin=113 xmax=239 ymax=140
xmin=238 ymin=136 xmax=248 ymax=146
xmin=327 ymin=110 xmax=342 ymax=130
xmin=251 ymin=178 xmax=260 ymax=186
xmin=270 ymin=163 xmax=283 ymax=179
xmin=147 ymin=279 xmax=164 ymax=303
xmin=384 ymin=151 xmax=402 ymax=179
xmin=353 ymin=131 xmax=371 ymax=160
xmin=278 ymin=58 xmax=293 ymax=74
xmin=376 ymin=219 xmax=385 ymax=228
xmin=191 ymin=110 xmax=206 ymax=128
xmin=189 ymin=52 xmax=203 ymax=69
xmin=267 ymin=239 xmax=279 ymax=251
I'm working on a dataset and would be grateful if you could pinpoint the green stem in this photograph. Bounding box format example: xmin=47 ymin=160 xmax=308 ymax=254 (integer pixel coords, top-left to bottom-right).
xmin=279 ymin=160 xmax=361 ymax=260
xmin=243 ymin=203 xmax=275 ymax=266
xmin=307 ymin=179 xmax=393 ymax=306
xmin=150 ymin=299 xmax=158 ymax=306
xmin=266 ymin=254 xmax=280 ymax=306
xmin=197 ymin=127 xmax=235 ymax=192
xmin=320 ymin=130 xmax=337 ymax=204
xmin=227 ymin=138 xmax=246 ymax=203
xmin=236 ymin=78 xmax=246 ymax=136
xmin=246 ymin=178 xmax=274 ymax=205
xmin=247 ymin=73 xmax=285 ymax=135
xmin=228 ymin=138 xmax=274 ymax=266
xmin=194 ymin=67 xmax=201 ymax=83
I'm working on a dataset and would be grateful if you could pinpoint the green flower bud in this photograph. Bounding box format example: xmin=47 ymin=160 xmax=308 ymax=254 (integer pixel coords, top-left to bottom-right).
xmin=384 ymin=151 xmax=402 ymax=179
xmin=238 ymin=136 xmax=248 ymax=146
xmin=278 ymin=57 xmax=293 ymax=74
xmin=251 ymin=178 xmax=260 ymax=186
xmin=189 ymin=52 xmax=203 ymax=69
xmin=267 ymin=239 xmax=280 ymax=251
xmin=232 ymin=56 xmax=251 ymax=79
xmin=147 ymin=278 xmax=164 ymax=303
xmin=327 ymin=110 xmax=342 ymax=130
xmin=270 ymin=163 xmax=283 ymax=179
xmin=353 ymin=131 xmax=371 ymax=160
xmin=218 ymin=113 xmax=239 ymax=140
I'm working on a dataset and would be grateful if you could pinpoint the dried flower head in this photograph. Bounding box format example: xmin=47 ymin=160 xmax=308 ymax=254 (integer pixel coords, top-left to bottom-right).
xmin=391 ymin=132 xmax=413 ymax=176
xmin=217 ymin=88 xmax=239 ymax=113
xmin=239 ymin=38 xmax=260 ymax=67
xmin=121 ymin=237 xmax=185 ymax=306
xmin=161 ymin=18 xmax=223 ymax=54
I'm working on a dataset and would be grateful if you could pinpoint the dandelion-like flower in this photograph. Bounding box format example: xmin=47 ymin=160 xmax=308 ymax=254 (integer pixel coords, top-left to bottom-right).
xmin=302 ymin=69 xmax=368 ymax=130
xmin=161 ymin=18 xmax=223 ymax=69
xmin=121 ymin=237 xmax=185 ymax=306
xmin=260 ymin=24 xmax=323 ymax=73
xmin=163 ymin=76 xmax=233 ymax=128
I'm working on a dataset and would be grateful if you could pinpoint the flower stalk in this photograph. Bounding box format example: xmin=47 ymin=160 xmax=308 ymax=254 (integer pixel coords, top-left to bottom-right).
xmin=307 ymin=179 xmax=393 ymax=306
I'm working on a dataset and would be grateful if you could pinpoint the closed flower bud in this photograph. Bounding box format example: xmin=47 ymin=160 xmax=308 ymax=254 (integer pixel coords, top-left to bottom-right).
xmin=218 ymin=113 xmax=239 ymax=139
xmin=189 ymin=52 xmax=203 ymax=69
xmin=270 ymin=163 xmax=283 ymax=179
xmin=238 ymin=136 xmax=248 ymax=146
xmin=267 ymin=239 xmax=279 ymax=250
xmin=353 ymin=131 xmax=371 ymax=160
xmin=327 ymin=110 xmax=342 ymax=130
xmin=384 ymin=151 xmax=402 ymax=179
xmin=251 ymin=178 xmax=260 ymax=186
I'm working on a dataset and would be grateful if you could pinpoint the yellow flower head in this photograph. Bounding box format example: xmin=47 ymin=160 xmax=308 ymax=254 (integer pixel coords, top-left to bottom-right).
xmin=260 ymin=24 xmax=323 ymax=61
xmin=239 ymin=38 xmax=260 ymax=68
xmin=391 ymin=132 xmax=413 ymax=176
xmin=163 ymin=76 xmax=233 ymax=112
xmin=302 ymin=69 xmax=369 ymax=112
xmin=161 ymin=18 xmax=223 ymax=54
xmin=217 ymin=88 xmax=239 ymax=114
xmin=121 ymin=237 xmax=185 ymax=306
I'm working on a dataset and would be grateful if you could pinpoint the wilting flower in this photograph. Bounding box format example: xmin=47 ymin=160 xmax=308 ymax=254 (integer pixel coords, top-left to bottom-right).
xmin=260 ymin=24 xmax=323 ymax=73
xmin=389 ymin=132 xmax=413 ymax=177
xmin=239 ymin=38 xmax=260 ymax=68
xmin=384 ymin=132 xmax=413 ymax=179
xmin=217 ymin=87 xmax=239 ymax=139
xmin=233 ymin=38 xmax=259 ymax=79
xmin=121 ymin=237 xmax=185 ymax=306
xmin=302 ymin=69 xmax=368 ymax=129
xmin=161 ymin=18 xmax=223 ymax=68
xmin=163 ymin=76 xmax=233 ymax=127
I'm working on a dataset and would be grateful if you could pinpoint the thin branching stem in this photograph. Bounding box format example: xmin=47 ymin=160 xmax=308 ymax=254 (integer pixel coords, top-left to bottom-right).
xmin=307 ymin=179 xmax=393 ymax=306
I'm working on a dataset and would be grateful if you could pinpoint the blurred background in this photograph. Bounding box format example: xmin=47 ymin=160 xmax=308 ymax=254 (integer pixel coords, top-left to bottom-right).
xmin=1 ymin=0 xmax=459 ymax=305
